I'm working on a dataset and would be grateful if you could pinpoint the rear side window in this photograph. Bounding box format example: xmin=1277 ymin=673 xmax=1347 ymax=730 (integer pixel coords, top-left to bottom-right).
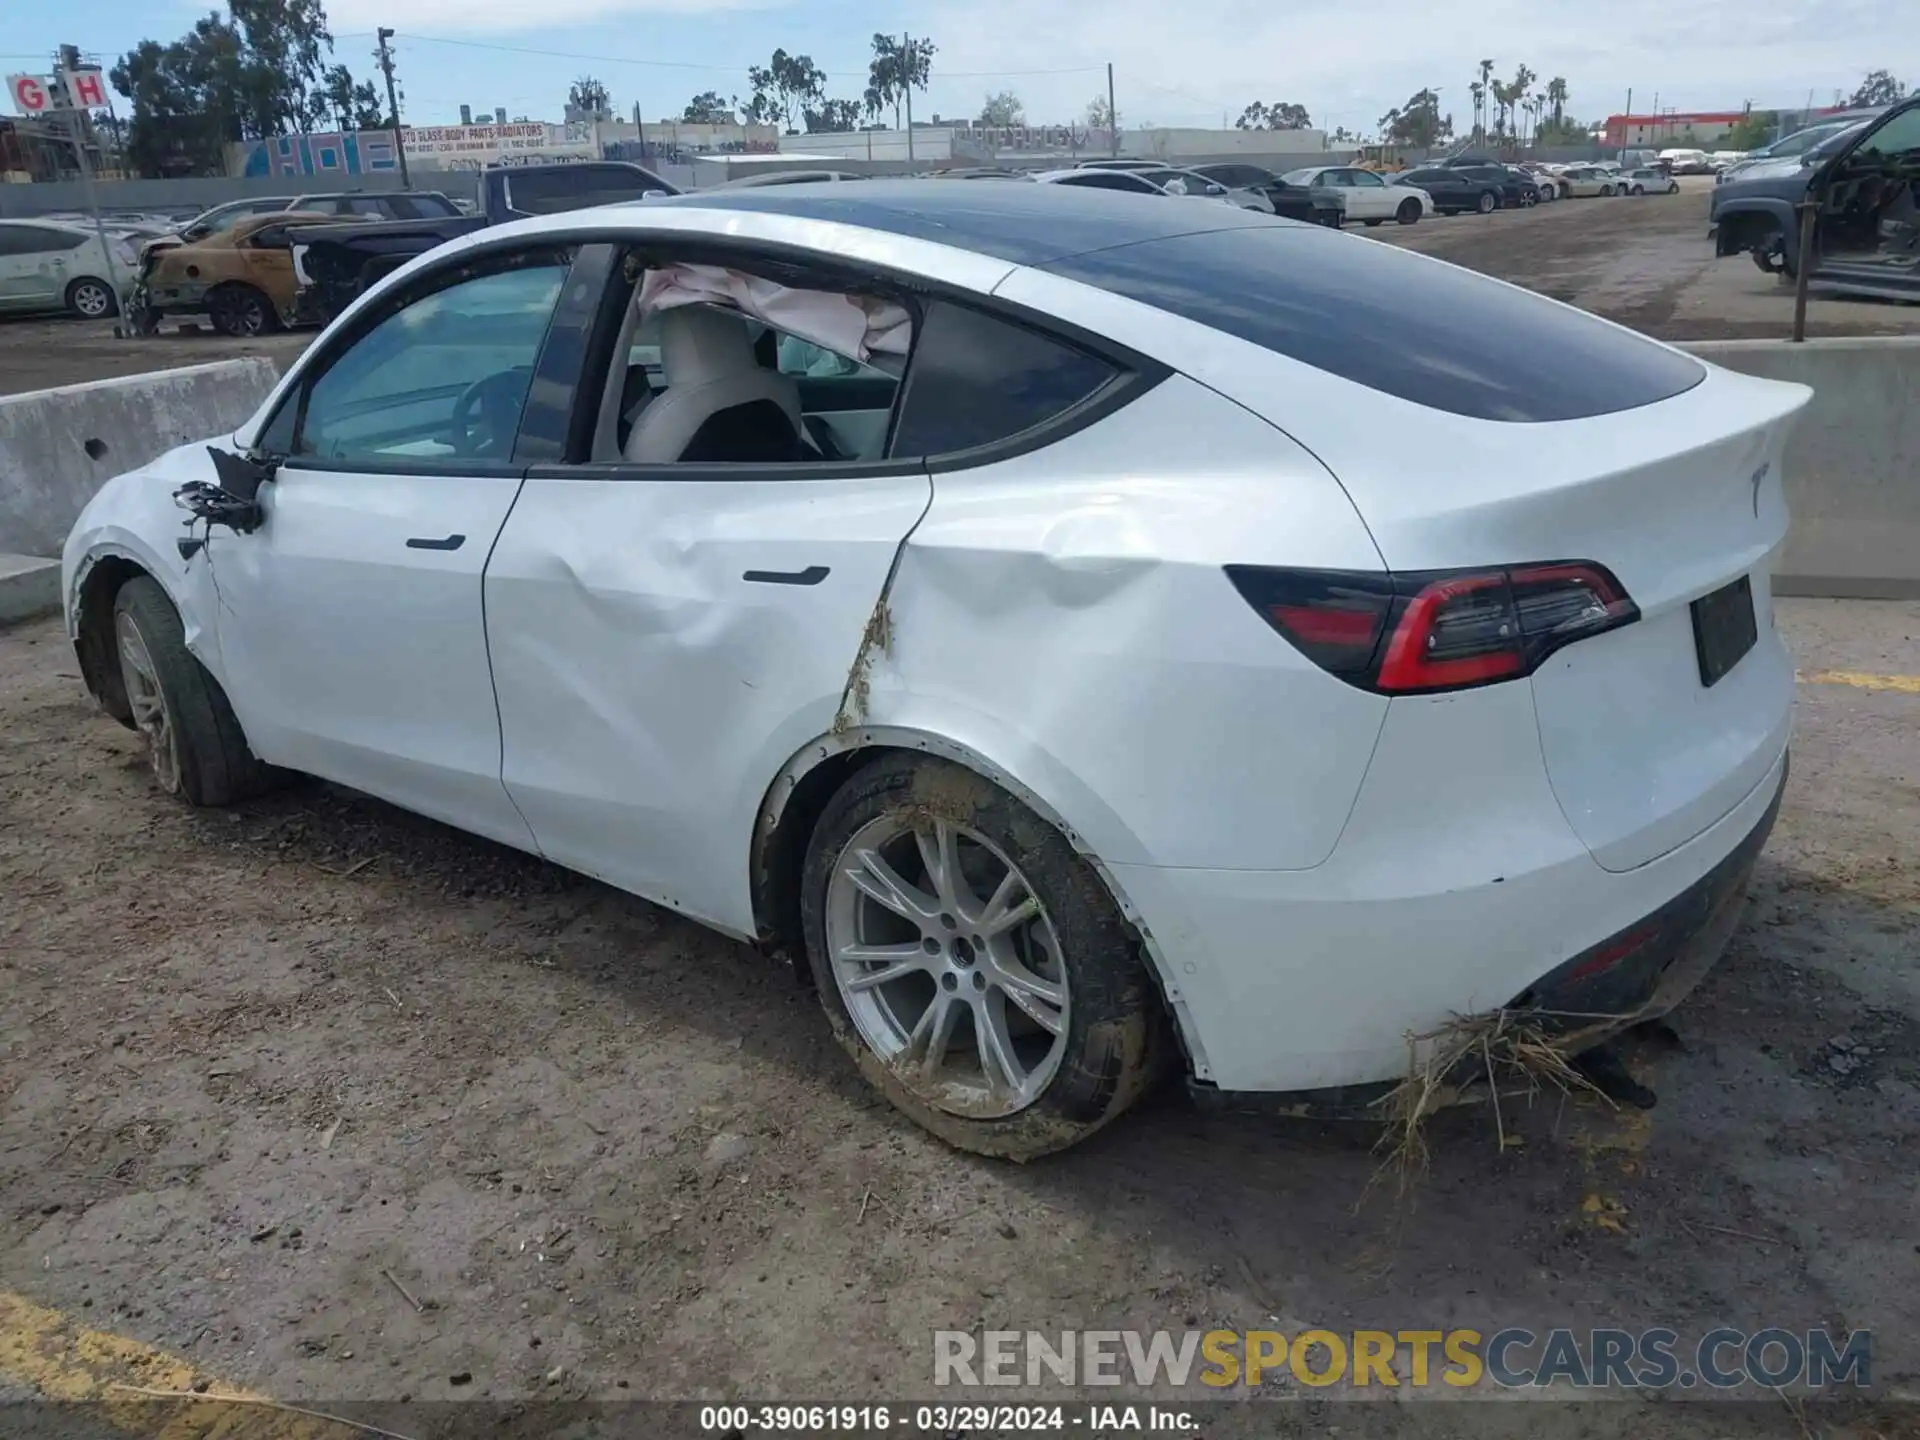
xmin=1041 ymin=226 xmax=1704 ymax=423
xmin=891 ymin=301 xmax=1119 ymax=457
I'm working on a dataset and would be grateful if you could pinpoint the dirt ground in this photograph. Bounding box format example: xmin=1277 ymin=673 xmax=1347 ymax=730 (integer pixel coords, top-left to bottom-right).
xmin=1 ymin=598 xmax=1916 ymax=1436
xmin=3 ymin=178 xmax=1916 ymax=403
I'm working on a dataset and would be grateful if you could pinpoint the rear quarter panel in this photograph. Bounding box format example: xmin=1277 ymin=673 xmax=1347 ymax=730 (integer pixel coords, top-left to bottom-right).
xmin=862 ymin=373 xmax=1391 ymax=873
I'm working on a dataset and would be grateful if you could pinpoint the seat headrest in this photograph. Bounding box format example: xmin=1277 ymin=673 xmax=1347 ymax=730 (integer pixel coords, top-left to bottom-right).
xmin=661 ymin=305 xmax=757 ymax=388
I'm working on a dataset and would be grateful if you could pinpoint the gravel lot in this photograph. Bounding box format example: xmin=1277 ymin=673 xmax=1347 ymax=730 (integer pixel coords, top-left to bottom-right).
xmin=2 ymin=600 xmax=1916 ymax=1434
xmin=2 ymin=177 xmax=1917 ymax=1435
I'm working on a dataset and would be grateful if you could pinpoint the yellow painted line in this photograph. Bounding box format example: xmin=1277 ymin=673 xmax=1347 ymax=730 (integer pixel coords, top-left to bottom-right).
xmin=0 ymin=1289 xmax=368 ymax=1438
xmin=1797 ymin=670 xmax=1920 ymax=694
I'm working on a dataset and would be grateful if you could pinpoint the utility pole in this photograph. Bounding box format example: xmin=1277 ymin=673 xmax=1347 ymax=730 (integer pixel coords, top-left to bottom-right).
xmin=1107 ymin=63 xmax=1118 ymax=156
xmin=902 ymin=34 xmax=914 ymax=166
xmin=1623 ymin=87 xmax=1631 ymax=159
xmin=376 ymin=28 xmax=411 ymax=186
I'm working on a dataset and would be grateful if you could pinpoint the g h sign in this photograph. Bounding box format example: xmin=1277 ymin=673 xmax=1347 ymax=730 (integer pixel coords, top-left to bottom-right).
xmin=64 ymin=68 xmax=109 ymax=109
xmin=7 ymin=74 xmax=52 ymax=115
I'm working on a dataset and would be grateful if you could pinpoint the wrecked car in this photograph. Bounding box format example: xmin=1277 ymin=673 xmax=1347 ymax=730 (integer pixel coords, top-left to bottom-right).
xmin=128 ymin=211 xmax=364 ymax=336
xmin=64 ymin=183 xmax=1807 ymax=1158
xmin=1711 ymin=96 xmax=1920 ymax=300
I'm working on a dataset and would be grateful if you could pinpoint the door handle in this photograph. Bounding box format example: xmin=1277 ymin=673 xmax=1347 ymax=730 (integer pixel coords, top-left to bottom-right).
xmin=406 ymin=534 xmax=466 ymax=551
xmin=742 ymin=565 xmax=829 ymax=586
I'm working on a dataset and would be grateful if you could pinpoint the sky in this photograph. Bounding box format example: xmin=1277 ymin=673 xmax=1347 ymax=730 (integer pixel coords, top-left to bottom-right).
xmin=9 ymin=0 xmax=1916 ymax=137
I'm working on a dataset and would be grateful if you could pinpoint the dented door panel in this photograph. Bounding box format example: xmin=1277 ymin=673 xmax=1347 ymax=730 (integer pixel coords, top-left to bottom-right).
xmin=485 ymin=468 xmax=933 ymax=935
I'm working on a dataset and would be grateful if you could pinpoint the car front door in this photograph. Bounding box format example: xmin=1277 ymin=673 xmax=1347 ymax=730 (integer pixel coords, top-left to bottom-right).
xmin=207 ymin=243 xmax=583 ymax=849
xmin=1344 ymin=170 xmax=1390 ymax=218
xmin=482 ymin=257 xmax=933 ymax=933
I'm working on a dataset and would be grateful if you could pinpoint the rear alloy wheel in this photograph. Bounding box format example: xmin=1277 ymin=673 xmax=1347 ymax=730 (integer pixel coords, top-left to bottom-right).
xmin=1395 ymin=197 xmax=1421 ymax=224
xmin=1477 ymin=190 xmax=1497 ymax=214
xmin=1600 ymin=184 xmax=1614 ymax=197
xmin=66 ymin=277 xmax=117 ymax=319
xmin=208 ymin=284 xmax=278 ymax=338
xmin=803 ymin=754 xmax=1163 ymax=1159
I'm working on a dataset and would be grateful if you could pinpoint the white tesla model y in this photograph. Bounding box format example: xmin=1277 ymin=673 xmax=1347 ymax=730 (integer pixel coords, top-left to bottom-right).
xmin=63 ymin=182 xmax=1807 ymax=1157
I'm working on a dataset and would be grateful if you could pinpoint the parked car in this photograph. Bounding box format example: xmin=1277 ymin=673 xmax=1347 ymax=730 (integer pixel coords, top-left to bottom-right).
xmin=1073 ymin=158 xmax=1165 ymax=171
xmin=1716 ymin=119 xmax=1871 ymax=184
xmin=147 ymin=192 xmax=459 ymax=259
xmin=1622 ymin=168 xmax=1680 ymax=195
xmin=1034 ymin=167 xmax=1236 ymax=203
xmin=1184 ymin=163 xmax=1344 ymax=226
xmin=1658 ymin=149 xmax=1712 ymax=175
xmin=1395 ymin=166 xmax=1507 ymax=214
xmin=1278 ymin=166 xmax=1432 ymax=224
xmin=160 ymin=196 xmax=300 ymax=247
xmin=129 ymin=211 xmax=361 ymax=336
xmin=1710 ymin=97 xmax=1920 ymax=300
xmin=0 ymin=218 xmax=138 ymax=318
xmin=1554 ymin=166 xmax=1620 ymax=198
xmin=286 ymin=160 xmax=681 ymax=326
xmin=717 ymin=170 xmax=868 ymax=187
xmin=61 ymin=180 xmax=1807 ymax=1157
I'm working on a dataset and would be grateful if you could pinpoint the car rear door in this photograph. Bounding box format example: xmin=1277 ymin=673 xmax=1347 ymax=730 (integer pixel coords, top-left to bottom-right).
xmin=208 ymin=241 xmax=584 ymax=849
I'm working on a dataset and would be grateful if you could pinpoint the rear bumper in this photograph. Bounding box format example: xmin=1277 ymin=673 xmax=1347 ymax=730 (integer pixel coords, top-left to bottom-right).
xmin=1112 ymin=671 xmax=1790 ymax=1095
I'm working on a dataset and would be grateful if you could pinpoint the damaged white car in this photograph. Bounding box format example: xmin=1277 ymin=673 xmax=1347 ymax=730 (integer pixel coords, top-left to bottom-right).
xmin=64 ymin=183 xmax=1808 ymax=1158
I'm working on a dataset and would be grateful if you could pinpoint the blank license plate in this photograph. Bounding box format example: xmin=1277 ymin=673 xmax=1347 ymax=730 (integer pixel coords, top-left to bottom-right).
xmin=1691 ymin=575 xmax=1757 ymax=687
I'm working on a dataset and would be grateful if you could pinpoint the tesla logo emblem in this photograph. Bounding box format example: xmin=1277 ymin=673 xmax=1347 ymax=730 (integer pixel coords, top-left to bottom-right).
xmin=1749 ymin=462 xmax=1770 ymax=517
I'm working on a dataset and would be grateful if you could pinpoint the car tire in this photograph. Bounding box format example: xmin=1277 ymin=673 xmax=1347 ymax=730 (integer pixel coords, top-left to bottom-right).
xmin=1476 ymin=190 xmax=1497 ymax=214
xmin=110 ymin=575 xmax=276 ymax=806
xmin=1599 ymin=184 xmax=1614 ymax=197
xmin=207 ymin=284 xmax=279 ymax=338
xmin=1630 ymin=185 xmax=1645 ymax=196
xmin=1395 ymin=198 xmax=1420 ymax=224
xmin=1363 ymin=218 xmax=1385 ymax=227
xmin=801 ymin=753 xmax=1166 ymax=1160
xmin=65 ymin=277 xmax=118 ymax=319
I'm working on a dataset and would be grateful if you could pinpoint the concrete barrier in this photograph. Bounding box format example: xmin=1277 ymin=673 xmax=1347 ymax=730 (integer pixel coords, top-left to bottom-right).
xmin=0 ymin=359 xmax=278 ymax=559
xmin=1682 ymin=337 xmax=1920 ymax=600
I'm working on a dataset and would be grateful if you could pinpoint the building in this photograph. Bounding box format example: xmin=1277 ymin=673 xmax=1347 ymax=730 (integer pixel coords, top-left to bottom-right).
xmin=1601 ymin=107 xmax=1854 ymax=147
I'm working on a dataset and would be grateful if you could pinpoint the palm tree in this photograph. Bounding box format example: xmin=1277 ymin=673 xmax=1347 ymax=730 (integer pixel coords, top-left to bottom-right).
xmin=1530 ymin=91 xmax=1546 ymax=146
xmin=1546 ymin=75 xmax=1568 ymax=129
xmin=1477 ymin=59 xmax=1495 ymax=137
xmin=1468 ymin=80 xmax=1486 ymax=140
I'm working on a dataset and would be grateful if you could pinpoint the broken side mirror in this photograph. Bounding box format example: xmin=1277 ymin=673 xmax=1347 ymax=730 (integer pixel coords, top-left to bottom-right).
xmin=173 ymin=447 xmax=277 ymax=544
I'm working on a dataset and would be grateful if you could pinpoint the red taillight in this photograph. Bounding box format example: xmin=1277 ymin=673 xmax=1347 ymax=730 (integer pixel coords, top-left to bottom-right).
xmin=1226 ymin=561 xmax=1639 ymax=695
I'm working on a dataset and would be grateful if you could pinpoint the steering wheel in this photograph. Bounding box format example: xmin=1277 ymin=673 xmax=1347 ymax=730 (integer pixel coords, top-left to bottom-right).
xmin=449 ymin=369 xmax=531 ymax=458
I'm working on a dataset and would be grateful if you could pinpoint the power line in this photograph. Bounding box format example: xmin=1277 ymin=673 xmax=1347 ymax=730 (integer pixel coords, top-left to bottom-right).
xmin=387 ymin=30 xmax=1104 ymax=80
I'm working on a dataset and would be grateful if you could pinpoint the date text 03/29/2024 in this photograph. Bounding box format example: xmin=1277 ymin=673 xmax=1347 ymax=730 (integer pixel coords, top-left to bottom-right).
xmin=698 ymin=1405 xmax=1194 ymax=1432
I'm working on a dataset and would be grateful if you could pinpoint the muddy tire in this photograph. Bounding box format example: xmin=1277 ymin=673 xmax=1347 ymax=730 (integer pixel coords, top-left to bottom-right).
xmin=66 ymin=277 xmax=118 ymax=319
xmin=801 ymin=754 xmax=1165 ymax=1160
xmin=111 ymin=576 xmax=275 ymax=806
xmin=207 ymin=284 xmax=279 ymax=338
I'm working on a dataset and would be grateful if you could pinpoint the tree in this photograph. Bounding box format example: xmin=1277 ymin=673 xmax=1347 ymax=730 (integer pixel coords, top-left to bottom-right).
xmin=110 ymin=0 xmax=375 ymax=177
xmin=568 ymin=74 xmax=612 ymax=121
xmin=1086 ymin=94 xmax=1117 ymax=130
xmin=743 ymin=48 xmax=826 ymax=133
xmin=313 ymin=63 xmax=384 ymax=130
xmin=1467 ymin=80 xmax=1486 ymax=140
xmin=1725 ymin=111 xmax=1776 ymax=150
xmin=1546 ymin=75 xmax=1568 ymax=128
xmin=978 ymin=90 xmax=1024 ymax=127
xmin=1849 ymin=70 xmax=1908 ymax=108
xmin=1236 ymin=100 xmax=1311 ymax=130
xmin=1377 ymin=88 xmax=1450 ymax=149
xmin=863 ymin=33 xmax=934 ymax=128
xmin=681 ymin=91 xmax=735 ymax=125
xmin=1476 ymin=58 xmax=1495 ymax=135
xmin=803 ymin=97 xmax=863 ymax=133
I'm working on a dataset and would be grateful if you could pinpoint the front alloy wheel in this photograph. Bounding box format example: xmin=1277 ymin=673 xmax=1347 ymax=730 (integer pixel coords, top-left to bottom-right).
xmin=115 ymin=608 xmax=182 ymax=794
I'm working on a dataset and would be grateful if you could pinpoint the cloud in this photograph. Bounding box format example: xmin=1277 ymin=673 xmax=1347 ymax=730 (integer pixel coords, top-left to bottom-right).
xmin=326 ymin=0 xmax=775 ymax=37
xmin=915 ymin=0 xmax=1917 ymax=131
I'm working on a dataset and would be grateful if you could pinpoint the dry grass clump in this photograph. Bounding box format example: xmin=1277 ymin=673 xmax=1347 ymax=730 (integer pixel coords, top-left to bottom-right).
xmin=1369 ymin=1007 xmax=1626 ymax=1200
